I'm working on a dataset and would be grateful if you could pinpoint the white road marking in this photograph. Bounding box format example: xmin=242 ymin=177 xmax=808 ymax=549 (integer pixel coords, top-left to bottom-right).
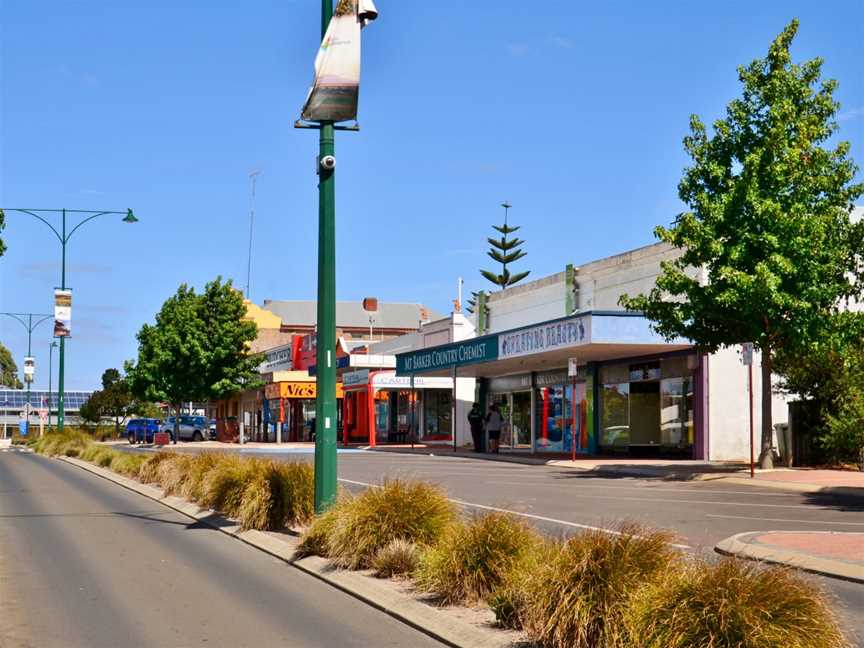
xmin=338 ymin=478 xmax=693 ymax=550
xmin=529 ymin=491 xmax=843 ymax=511
xmin=484 ymin=480 xmax=801 ymax=498
xmin=706 ymin=513 xmax=864 ymax=527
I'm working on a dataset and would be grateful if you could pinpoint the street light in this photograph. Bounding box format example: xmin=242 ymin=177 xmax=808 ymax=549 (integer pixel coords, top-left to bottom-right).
xmin=0 ymin=312 xmax=53 ymax=418
xmin=48 ymin=340 xmax=58 ymax=430
xmin=0 ymin=208 xmax=138 ymax=433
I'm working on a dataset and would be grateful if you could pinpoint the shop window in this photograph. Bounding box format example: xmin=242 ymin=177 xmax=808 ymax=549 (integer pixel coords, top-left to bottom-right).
xmin=600 ymin=383 xmax=630 ymax=447
xmin=661 ymin=356 xmax=692 ymax=379
xmin=535 ymin=386 xmax=567 ymax=452
xmin=660 ymin=377 xmax=694 ymax=448
xmin=423 ymin=390 xmax=452 ymax=440
xmin=629 ymin=361 xmax=661 ymax=382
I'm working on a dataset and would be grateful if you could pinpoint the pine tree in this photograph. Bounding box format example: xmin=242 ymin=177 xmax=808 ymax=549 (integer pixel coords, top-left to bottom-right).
xmin=480 ymin=202 xmax=530 ymax=289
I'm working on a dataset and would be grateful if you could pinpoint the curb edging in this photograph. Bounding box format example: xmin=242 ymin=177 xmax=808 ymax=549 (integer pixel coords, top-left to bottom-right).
xmin=715 ymin=531 xmax=864 ymax=584
xmin=57 ymin=456 xmax=513 ymax=648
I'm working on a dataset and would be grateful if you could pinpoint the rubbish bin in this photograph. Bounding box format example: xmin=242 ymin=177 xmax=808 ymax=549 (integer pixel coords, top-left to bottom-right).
xmin=774 ymin=422 xmax=792 ymax=467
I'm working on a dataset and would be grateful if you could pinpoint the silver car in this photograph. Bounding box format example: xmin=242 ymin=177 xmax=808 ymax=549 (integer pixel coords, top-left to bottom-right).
xmin=160 ymin=415 xmax=208 ymax=442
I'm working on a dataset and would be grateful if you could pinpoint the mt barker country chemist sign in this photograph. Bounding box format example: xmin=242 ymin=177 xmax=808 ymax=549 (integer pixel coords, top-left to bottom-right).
xmin=499 ymin=316 xmax=591 ymax=360
xmin=396 ymin=337 xmax=498 ymax=374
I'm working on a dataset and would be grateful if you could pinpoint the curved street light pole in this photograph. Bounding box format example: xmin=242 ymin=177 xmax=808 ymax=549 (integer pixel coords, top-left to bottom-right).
xmin=0 ymin=208 xmax=138 ymax=432
xmin=0 ymin=313 xmax=53 ymax=417
xmin=49 ymin=340 xmax=58 ymax=430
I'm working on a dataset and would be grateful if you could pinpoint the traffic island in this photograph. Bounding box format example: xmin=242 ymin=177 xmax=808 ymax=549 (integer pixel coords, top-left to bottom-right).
xmin=716 ymin=531 xmax=864 ymax=584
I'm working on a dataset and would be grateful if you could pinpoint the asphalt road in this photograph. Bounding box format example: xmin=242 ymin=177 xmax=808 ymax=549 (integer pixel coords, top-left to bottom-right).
xmin=0 ymin=450 xmax=445 ymax=648
xmin=198 ymin=446 xmax=864 ymax=643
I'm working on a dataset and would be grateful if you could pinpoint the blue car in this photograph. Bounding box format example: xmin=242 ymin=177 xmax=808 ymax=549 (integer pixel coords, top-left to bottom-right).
xmin=126 ymin=418 xmax=163 ymax=444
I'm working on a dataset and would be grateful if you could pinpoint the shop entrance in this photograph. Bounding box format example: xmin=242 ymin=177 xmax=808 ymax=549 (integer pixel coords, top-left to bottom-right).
xmin=492 ymin=391 xmax=531 ymax=450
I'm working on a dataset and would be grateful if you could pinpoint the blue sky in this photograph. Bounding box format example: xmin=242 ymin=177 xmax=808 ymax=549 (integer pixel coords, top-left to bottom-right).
xmin=1 ymin=1 xmax=862 ymax=390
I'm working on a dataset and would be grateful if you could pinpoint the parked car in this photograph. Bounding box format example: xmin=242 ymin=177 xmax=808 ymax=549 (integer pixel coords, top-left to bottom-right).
xmin=126 ymin=418 xmax=162 ymax=444
xmin=160 ymin=415 xmax=209 ymax=442
xmin=208 ymin=419 xmax=217 ymax=440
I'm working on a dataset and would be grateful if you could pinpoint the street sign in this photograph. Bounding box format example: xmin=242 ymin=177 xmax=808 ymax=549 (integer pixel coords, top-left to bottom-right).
xmin=742 ymin=343 xmax=754 ymax=366
xmin=568 ymin=357 xmax=579 ymax=377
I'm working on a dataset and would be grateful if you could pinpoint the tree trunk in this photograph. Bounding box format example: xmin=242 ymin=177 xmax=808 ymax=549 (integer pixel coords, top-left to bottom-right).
xmin=174 ymin=403 xmax=181 ymax=445
xmin=759 ymin=346 xmax=774 ymax=469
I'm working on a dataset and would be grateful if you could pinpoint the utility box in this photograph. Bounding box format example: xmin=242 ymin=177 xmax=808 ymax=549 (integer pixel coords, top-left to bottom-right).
xmin=154 ymin=432 xmax=170 ymax=446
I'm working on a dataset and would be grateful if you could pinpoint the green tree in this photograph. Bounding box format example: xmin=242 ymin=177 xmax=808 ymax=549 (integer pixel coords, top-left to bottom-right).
xmin=776 ymin=312 xmax=864 ymax=464
xmin=79 ymin=391 xmax=104 ymax=427
xmin=620 ymin=20 xmax=864 ymax=468
xmin=99 ymin=368 xmax=134 ymax=437
xmin=0 ymin=342 xmax=23 ymax=389
xmin=480 ymin=202 xmax=530 ymax=289
xmin=126 ymin=278 xmax=262 ymax=443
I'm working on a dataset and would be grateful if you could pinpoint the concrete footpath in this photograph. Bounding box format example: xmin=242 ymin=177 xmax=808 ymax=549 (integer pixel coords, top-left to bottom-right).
xmin=57 ymin=454 xmax=515 ymax=648
xmin=716 ymin=531 xmax=864 ymax=584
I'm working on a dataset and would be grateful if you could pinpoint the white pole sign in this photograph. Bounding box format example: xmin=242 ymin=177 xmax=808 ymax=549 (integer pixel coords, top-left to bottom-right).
xmin=568 ymin=357 xmax=579 ymax=377
xmin=741 ymin=342 xmax=754 ymax=366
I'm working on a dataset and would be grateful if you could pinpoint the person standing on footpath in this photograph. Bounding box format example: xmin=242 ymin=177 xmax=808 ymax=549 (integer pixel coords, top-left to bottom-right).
xmin=467 ymin=403 xmax=485 ymax=453
xmin=485 ymin=402 xmax=503 ymax=453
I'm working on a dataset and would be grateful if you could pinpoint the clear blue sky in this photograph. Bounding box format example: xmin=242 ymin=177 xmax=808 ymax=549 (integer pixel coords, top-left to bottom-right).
xmin=1 ymin=1 xmax=862 ymax=390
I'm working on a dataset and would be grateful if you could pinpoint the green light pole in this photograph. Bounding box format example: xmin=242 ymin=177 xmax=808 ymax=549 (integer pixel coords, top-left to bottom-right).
xmin=0 ymin=208 xmax=138 ymax=432
xmin=0 ymin=313 xmax=53 ymax=414
xmin=48 ymin=340 xmax=58 ymax=430
xmin=313 ymin=0 xmax=338 ymax=513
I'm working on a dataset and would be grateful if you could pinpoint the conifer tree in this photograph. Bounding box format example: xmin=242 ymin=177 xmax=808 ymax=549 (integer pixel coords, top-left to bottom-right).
xmin=480 ymin=202 xmax=530 ymax=289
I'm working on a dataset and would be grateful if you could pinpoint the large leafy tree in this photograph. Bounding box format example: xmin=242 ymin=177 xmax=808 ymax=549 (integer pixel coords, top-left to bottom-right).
xmin=620 ymin=20 xmax=864 ymax=468
xmin=0 ymin=342 xmax=23 ymax=389
xmin=126 ymin=278 xmax=262 ymax=443
xmin=480 ymin=203 xmax=530 ymax=289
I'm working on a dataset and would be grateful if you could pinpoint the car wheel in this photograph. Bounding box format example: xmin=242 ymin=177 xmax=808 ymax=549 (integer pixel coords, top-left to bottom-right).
xmin=192 ymin=431 xmax=203 ymax=442
xmin=128 ymin=434 xmax=136 ymax=445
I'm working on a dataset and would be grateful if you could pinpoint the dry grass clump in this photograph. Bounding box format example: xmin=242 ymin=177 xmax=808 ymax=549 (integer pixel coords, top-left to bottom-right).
xmin=181 ymin=453 xmax=223 ymax=502
xmin=155 ymin=453 xmax=195 ymax=496
xmin=326 ymin=480 xmax=455 ymax=569
xmin=200 ymin=455 xmax=261 ymax=518
xmin=372 ymin=539 xmax=422 ymax=578
xmin=275 ymin=461 xmax=315 ymax=526
xmin=296 ymin=496 xmax=352 ymax=558
xmin=138 ymin=452 xmax=177 ymax=483
xmin=416 ymin=512 xmax=542 ymax=604
xmin=79 ymin=444 xmax=119 ymax=467
xmin=32 ymin=431 xmax=91 ymax=457
xmin=521 ymin=523 xmax=677 ymax=648
xmin=109 ymin=452 xmax=146 ymax=477
xmin=626 ymin=557 xmax=849 ymax=648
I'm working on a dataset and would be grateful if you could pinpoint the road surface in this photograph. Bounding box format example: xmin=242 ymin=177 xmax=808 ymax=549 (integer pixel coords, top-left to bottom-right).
xmin=0 ymin=449 xmax=445 ymax=648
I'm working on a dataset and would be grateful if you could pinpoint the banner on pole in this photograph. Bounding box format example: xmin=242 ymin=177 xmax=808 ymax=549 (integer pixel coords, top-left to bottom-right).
xmin=301 ymin=0 xmax=378 ymax=122
xmin=54 ymin=289 xmax=72 ymax=337
xmin=23 ymin=357 xmax=35 ymax=383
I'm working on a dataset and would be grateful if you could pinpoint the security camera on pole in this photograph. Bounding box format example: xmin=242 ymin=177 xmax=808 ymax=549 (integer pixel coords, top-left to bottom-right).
xmin=296 ymin=0 xmax=378 ymax=513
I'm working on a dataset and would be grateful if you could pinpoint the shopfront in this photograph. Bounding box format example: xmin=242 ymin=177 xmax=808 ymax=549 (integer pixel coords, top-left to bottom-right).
xmin=396 ymin=312 xmax=701 ymax=458
xmin=264 ymin=375 xmax=344 ymax=442
xmin=342 ymin=370 xmax=454 ymax=446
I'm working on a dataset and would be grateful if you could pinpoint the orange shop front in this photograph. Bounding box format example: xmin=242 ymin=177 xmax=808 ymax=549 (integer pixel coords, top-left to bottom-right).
xmin=264 ymin=377 xmax=344 ymax=442
xmin=341 ymin=369 xmax=454 ymax=447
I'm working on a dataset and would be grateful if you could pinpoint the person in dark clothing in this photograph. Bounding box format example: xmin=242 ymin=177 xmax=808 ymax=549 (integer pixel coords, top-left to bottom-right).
xmin=467 ymin=403 xmax=485 ymax=452
xmin=485 ymin=403 xmax=503 ymax=453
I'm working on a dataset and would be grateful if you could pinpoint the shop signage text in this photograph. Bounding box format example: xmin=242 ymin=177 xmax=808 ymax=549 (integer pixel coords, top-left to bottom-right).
xmin=265 ymin=381 xmax=344 ymax=399
xmin=499 ymin=316 xmax=590 ymax=360
xmin=396 ymin=337 xmax=498 ymax=374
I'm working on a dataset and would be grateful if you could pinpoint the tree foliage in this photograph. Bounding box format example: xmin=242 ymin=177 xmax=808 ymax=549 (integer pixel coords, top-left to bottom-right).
xmin=620 ymin=20 xmax=864 ymax=467
xmin=480 ymin=205 xmax=530 ymax=289
xmin=776 ymin=312 xmax=864 ymax=463
xmin=125 ymin=278 xmax=262 ymax=440
xmin=0 ymin=341 xmax=23 ymax=389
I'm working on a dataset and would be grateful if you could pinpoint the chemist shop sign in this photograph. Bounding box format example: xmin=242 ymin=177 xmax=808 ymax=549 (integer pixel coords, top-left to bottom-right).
xmin=499 ymin=315 xmax=591 ymax=360
xmin=396 ymin=336 xmax=498 ymax=375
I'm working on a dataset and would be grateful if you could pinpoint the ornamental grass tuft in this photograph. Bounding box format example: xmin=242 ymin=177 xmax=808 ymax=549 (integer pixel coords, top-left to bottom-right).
xmin=372 ymin=538 xmax=422 ymax=578
xmin=521 ymin=523 xmax=677 ymax=648
xmin=109 ymin=452 xmax=146 ymax=477
xmin=138 ymin=452 xmax=177 ymax=484
xmin=626 ymin=557 xmax=849 ymax=648
xmin=181 ymin=453 xmax=223 ymax=503
xmin=416 ymin=511 xmax=543 ymax=604
xmin=200 ymin=455 xmax=260 ymax=518
xmin=326 ymin=479 xmax=455 ymax=570
xmin=296 ymin=496 xmax=352 ymax=558
xmin=155 ymin=453 xmax=195 ymax=495
xmin=33 ymin=431 xmax=90 ymax=457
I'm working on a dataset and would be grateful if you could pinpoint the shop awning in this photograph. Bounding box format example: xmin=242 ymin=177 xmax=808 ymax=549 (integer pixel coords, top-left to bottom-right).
xmin=395 ymin=311 xmax=692 ymax=378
